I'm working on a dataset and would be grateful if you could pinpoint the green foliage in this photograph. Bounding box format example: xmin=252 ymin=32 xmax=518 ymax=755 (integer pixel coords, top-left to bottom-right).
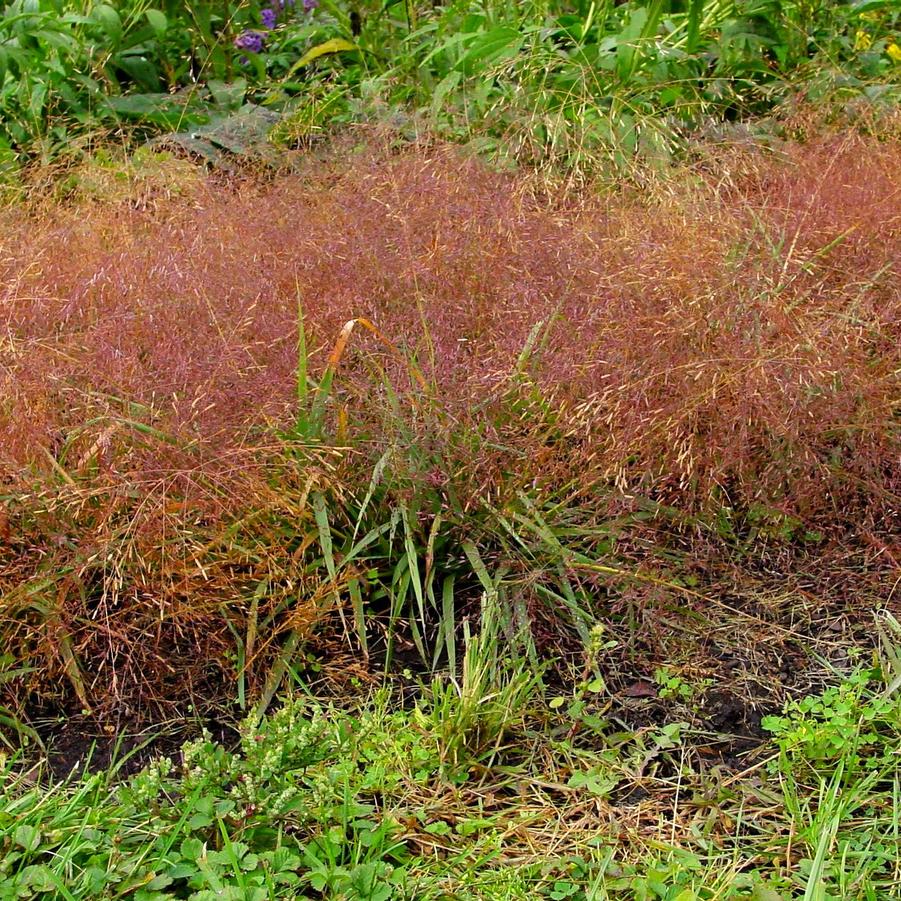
xmin=413 ymin=589 xmax=543 ymax=774
xmin=307 ymin=0 xmax=901 ymax=171
xmin=2 ymin=1 xmax=900 ymax=169
xmin=0 ymin=0 xmax=175 ymax=161
xmin=0 ymin=655 xmax=38 ymax=750
xmin=1 ymin=694 xmax=432 ymax=899
xmin=760 ymin=658 xmax=901 ymax=900
xmin=762 ymin=665 xmax=901 ymax=775
xmin=4 ymin=658 xmax=899 ymax=899
xmin=653 ymin=667 xmax=713 ymax=706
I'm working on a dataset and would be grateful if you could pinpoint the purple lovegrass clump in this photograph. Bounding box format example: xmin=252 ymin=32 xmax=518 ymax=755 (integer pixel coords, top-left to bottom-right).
xmin=234 ymin=30 xmax=264 ymax=54
xmin=261 ymin=7 xmax=277 ymax=29
xmin=2 ymin=135 xmax=900 ymax=720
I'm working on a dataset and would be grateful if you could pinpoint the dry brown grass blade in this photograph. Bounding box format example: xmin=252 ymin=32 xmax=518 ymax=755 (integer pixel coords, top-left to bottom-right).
xmin=327 ymin=316 xmax=430 ymax=392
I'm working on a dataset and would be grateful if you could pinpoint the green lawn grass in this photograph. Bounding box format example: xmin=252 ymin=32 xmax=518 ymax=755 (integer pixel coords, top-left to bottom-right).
xmin=2 ymin=634 xmax=900 ymax=899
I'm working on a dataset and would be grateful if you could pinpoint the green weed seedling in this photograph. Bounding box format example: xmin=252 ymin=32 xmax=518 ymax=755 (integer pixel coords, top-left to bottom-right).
xmin=762 ymin=666 xmax=901 ymax=776
xmin=653 ymin=667 xmax=714 ymax=711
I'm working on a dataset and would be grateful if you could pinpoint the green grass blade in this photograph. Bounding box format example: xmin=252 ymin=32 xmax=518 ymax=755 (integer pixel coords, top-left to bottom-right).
xmin=296 ymin=292 xmax=308 ymax=410
xmin=400 ymin=502 xmax=426 ymax=632
xmin=686 ymin=0 xmax=705 ymax=53
xmin=349 ymin=576 xmax=368 ymax=662
xmin=352 ymin=449 xmax=392 ymax=541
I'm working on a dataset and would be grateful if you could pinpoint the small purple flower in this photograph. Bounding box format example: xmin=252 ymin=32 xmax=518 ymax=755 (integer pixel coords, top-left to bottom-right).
xmin=260 ymin=6 xmax=277 ymax=29
xmin=234 ymin=30 xmax=264 ymax=54
xmin=302 ymin=0 xmax=318 ymax=10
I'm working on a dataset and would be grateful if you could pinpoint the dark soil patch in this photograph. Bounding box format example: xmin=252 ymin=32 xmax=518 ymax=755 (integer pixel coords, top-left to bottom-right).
xmin=41 ymin=715 xmax=169 ymax=780
xmin=35 ymin=710 xmax=241 ymax=781
xmin=548 ymin=577 xmax=883 ymax=768
xmin=14 ymin=570 xmax=885 ymax=779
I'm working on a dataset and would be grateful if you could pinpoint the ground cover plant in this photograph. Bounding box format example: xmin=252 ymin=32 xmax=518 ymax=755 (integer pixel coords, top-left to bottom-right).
xmin=1 ymin=640 xmax=900 ymax=898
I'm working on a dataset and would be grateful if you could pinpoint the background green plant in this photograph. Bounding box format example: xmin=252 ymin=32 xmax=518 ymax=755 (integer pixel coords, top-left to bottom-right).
xmin=2 ymin=1 xmax=899 ymax=172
